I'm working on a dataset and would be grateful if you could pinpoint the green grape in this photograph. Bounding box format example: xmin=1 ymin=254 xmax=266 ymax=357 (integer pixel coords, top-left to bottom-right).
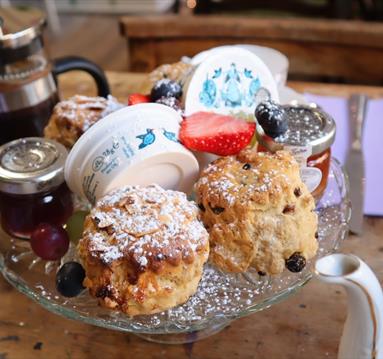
xmin=65 ymin=210 xmax=89 ymax=244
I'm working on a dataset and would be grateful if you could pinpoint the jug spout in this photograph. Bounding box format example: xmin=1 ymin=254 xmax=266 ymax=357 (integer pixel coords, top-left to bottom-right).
xmin=316 ymin=254 xmax=383 ymax=359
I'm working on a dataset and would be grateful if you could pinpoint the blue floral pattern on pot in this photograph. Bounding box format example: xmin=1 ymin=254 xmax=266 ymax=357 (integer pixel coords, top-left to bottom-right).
xmin=199 ymin=63 xmax=261 ymax=109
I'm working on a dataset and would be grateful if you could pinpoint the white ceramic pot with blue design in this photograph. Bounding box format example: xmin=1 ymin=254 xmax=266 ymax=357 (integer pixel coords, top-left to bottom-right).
xmin=182 ymin=47 xmax=279 ymax=117
xmin=189 ymin=45 xmax=289 ymax=88
xmin=64 ymin=103 xmax=199 ymax=204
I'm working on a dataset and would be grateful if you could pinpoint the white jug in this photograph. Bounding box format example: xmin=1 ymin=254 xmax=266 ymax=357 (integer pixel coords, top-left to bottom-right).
xmin=316 ymin=253 xmax=383 ymax=359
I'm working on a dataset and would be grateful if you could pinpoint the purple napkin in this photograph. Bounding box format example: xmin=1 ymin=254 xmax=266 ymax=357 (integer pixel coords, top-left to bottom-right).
xmin=304 ymin=93 xmax=383 ymax=216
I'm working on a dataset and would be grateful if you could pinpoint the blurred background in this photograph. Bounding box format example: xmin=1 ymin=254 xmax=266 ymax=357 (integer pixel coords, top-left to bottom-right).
xmin=1 ymin=0 xmax=383 ymax=83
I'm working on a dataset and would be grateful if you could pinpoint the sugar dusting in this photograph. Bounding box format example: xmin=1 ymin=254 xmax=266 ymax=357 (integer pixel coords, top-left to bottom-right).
xmin=195 ymin=152 xmax=293 ymax=206
xmin=55 ymin=95 xmax=125 ymax=132
xmin=16 ymin=160 xmax=348 ymax=333
xmin=83 ymin=184 xmax=208 ymax=265
xmin=148 ymin=62 xmax=192 ymax=87
xmin=275 ymin=106 xmax=325 ymax=145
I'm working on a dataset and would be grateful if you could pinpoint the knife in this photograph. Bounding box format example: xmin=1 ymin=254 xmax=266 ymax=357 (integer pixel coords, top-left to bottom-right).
xmin=344 ymin=94 xmax=368 ymax=235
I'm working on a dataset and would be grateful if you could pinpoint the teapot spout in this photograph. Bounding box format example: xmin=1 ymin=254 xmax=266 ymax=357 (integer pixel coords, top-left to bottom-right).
xmin=315 ymin=254 xmax=383 ymax=359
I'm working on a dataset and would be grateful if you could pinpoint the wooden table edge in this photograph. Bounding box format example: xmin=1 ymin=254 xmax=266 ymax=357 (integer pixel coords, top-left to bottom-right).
xmin=59 ymin=71 xmax=383 ymax=99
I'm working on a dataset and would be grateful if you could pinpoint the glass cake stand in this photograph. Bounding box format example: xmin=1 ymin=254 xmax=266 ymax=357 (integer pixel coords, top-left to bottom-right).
xmin=0 ymin=158 xmax=350 ymax=344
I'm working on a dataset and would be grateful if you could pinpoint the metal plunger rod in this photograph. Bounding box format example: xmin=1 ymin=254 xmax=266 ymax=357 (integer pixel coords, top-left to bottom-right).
xmin=0 ymin=16 xmax=3 ymax=37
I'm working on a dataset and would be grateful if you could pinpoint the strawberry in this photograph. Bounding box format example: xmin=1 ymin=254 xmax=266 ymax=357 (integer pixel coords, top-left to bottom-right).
xmin=128 ymin=93 xmax=150 ymax=106
xmin=180 ymin=112 xmax=256 ymax=156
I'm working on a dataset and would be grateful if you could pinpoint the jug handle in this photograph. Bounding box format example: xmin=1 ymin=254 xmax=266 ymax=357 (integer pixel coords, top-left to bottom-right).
xmin=52 ymin=56 xmax=110 ymax=97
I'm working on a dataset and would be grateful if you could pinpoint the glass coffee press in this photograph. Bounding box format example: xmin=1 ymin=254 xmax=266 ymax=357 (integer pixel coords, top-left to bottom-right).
xmin=0 ymin=8 xmax=110 ymax=145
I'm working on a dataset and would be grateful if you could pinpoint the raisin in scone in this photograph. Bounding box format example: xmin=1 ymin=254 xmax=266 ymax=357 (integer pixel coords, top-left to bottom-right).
xmin=78 ymin=184 xmax=209 ymax=316
xmin=195 ymin=150 xmax=318 ymax=275
xmin=44 ymin=95 xmax=125 ymax=148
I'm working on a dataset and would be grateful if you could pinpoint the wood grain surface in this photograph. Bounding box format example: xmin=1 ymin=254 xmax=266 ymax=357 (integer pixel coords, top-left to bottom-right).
xmin=1 ymin=71 xmax=382 ymax=359
xmin=119 ymin=16 xmax=383 ymax=46
xmin=119 ymin=16 xmax=383 ymax=84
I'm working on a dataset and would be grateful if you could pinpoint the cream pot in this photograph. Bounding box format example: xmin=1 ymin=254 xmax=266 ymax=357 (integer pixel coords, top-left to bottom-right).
xmin=182 ymin=47 xmax=279 ymax=117
xmin=189 ymin=44 xmax=289 ymax=88
xmin=65 ymin=103 xmax=199 ymax=204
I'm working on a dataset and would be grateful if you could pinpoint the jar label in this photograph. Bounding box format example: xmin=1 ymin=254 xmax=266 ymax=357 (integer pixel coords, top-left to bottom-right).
xmin=284 ymin=145 xmax=312 ymax=166
xmin=285 ymin=145 xmax=322 ymax=193
xmin=300 ymin=167 xmax=322 ymax=193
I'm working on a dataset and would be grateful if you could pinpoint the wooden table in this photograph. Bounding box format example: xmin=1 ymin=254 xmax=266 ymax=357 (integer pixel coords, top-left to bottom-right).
xmin=119 ymin=16 xmax=383 ymax=84
xmin=1 ymin=71 xmax=382 ymax=359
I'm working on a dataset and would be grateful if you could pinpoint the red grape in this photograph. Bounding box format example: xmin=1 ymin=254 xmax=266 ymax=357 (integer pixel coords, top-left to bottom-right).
xmin=30 ymin=223 xmax=69 ymax=260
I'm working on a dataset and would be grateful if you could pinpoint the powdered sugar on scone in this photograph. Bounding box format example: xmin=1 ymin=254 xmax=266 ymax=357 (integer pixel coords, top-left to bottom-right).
xmin=78 ymin=184 xmax=209 ymax=316
xmin=44 ymin=95 xmax=125 ymax=148
xmin=84 ymin=184 xmax=207 ymax=266
xmin=195 ymin=149 xmax=318 ymax=275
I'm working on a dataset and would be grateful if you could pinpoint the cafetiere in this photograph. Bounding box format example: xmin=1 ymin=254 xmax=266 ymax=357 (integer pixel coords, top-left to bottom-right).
xmin=0 ymin=8 xmax=110 ymax=145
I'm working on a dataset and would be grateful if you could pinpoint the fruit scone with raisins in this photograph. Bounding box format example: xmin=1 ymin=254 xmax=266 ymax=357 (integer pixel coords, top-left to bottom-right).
xmin=195 ymin=149 xmax=318 ymax=275
xmin=78 ymin=184 xmax=209 ymax=316
xmin=44 ymin=95 xmax=125 ymax=148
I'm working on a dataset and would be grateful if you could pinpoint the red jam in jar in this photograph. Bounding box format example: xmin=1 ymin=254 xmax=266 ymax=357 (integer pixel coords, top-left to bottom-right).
xmin=0 ymin=137 xmax=73 ymax=239
xmin=256 ymin=104 xmax=336 ymax=200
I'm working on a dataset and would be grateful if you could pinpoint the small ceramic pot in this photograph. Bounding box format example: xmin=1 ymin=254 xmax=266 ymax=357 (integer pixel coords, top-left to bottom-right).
xmin=65 ymin=103 xmax=199 ymax=204
xmin=182 ymin=47 xmax=279 ymax=116
xmin=190 ymin=44 xmax=289 ymax=88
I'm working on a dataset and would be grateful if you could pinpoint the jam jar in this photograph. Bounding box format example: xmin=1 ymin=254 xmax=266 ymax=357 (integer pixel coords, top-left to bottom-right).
xmin=0 ymin=137 xmax=73 ymax=239
xmin=256 ymin=104 xmax=336 ymax=199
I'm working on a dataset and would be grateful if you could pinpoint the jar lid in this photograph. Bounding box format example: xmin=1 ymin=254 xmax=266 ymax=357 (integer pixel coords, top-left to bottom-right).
xmin=257 ymin=104 xmax=336 ymax=155
xmin=0 ymin=137 xmax=68 ymax=195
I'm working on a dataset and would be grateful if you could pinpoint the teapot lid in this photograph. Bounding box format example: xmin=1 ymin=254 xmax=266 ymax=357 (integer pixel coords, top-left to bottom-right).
xmin=0 ymin=7 xmax=46 ymax=50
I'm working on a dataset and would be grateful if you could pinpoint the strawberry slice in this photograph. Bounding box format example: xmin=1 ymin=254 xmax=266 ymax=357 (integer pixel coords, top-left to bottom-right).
xmin=128 ymin=93 xmax=150 ymax=106
xmin=180 ymin=112 xmax=256 ymax=156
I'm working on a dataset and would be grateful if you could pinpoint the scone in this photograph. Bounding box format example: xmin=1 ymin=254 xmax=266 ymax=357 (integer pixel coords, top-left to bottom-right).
xmin=78 ymin=184 xmax=209 ymax=316
xmin=195 ymin=150 xmax=318 ymax=275
xmin=140 ymin=61 xmax=193 ymax=94
xmin=44 ymin=95 xmax=125 ymax=148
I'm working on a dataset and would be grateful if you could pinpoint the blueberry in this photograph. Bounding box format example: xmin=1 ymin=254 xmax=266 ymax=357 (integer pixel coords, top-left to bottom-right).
xmin=255 ymin=100 xmax=287 ymax=138
xmin=155 ymin=96 xmax=182 ymax=114
xmin=285 ymin=252 xmax=306 ymax=273
xmin=56 ymin=261 xmax=85 ymax=297
xmin=150 ymin=79 xmax=182 ymax=102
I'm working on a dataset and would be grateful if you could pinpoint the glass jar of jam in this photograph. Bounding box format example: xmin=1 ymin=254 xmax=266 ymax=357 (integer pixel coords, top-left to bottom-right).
xmin=0 ymin=137 xmax=73 ymax=239
xmin=256 ymin=104 xmax=336 ymax=199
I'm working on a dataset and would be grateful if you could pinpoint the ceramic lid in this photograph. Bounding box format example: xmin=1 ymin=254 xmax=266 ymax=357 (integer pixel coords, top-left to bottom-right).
xmin=183 ymin=47 xmax=279 ymax=116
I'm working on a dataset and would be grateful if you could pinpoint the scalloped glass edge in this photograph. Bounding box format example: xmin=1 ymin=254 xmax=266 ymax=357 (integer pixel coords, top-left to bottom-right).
xmin=0 ymin=158 xmax=351 ymax=335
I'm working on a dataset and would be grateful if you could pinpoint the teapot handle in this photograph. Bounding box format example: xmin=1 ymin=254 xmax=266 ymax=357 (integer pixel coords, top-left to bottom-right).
xmin=52 ymin=56 xmax=110 ymax=97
